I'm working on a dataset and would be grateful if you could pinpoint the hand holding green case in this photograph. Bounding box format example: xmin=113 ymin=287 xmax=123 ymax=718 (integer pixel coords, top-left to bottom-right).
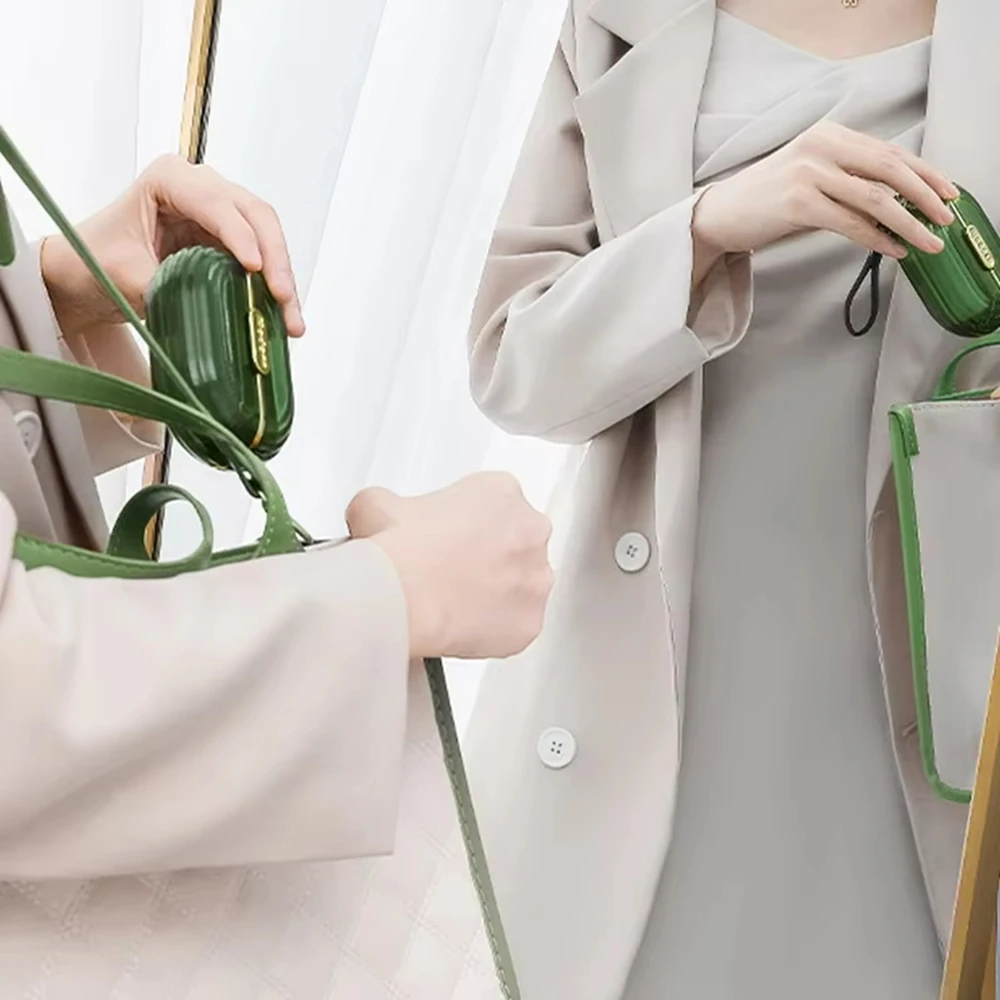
xmin=896 ymin=186 xmax=1000 ymax=337
xmin=146 ymin=247 xmax=294 ymax=468
xmin=847 ymin=185 xmax=1000 ymax=338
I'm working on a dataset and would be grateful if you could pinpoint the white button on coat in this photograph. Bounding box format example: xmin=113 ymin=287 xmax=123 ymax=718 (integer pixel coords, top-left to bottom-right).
xmin=538 ymin=727 xmax=577 ymax=770
xmin=14 ymin=411 xmax=42 ymax=461
xmin=614 ymin=531 xmax=650 ymax=573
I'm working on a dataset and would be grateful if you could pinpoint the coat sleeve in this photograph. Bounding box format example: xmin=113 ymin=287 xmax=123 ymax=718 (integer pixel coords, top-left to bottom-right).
xmin=0 ymin=224 xmax=161 ymax=476
xmin=468 ymin=23 xmax=753 ymax=445
xmin=0 ymin=494 xmax=412 ymax=880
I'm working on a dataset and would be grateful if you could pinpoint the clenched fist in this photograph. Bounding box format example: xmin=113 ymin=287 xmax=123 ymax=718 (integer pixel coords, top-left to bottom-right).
xmin=347 ymin=472 xmax=554 ymax=660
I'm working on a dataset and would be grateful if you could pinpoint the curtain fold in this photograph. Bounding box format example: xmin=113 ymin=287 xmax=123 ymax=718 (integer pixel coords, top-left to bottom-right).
xmin=0 ymin=0 xmax=194 ymax=519
xmin=154 ymin=0 xmax=572 ymax=731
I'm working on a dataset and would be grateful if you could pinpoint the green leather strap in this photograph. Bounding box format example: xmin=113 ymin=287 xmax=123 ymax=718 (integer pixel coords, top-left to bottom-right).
xmin=0 ymin=173 xmax=14 ymax=267
xmin=107 ymin=484 xmax=214 ymax=565
xmin=426 ymin=658 xmax=519 ymax=998
xmin=935 ymin=328 xmax=1000 ymax=398
xmin=0 ymin=347 xmax=302 ymax=573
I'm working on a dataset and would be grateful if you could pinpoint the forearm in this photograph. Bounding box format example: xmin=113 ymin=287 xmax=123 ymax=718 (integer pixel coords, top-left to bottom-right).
xmin=690 ymin=190 xmax=728 ymax=292
xmin=470 ymin=194 xmax=752 ymax=443
xmin=0 ymin=507 xmax=410 ymax=879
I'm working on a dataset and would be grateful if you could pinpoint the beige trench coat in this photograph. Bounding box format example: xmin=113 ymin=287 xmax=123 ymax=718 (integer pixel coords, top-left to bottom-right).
xmin=462 ymin=1 xmax=1000 ymax=997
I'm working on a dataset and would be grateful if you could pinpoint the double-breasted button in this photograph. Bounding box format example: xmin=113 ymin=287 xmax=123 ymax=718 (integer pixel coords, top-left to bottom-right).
xmin=537 ymin=727 xmax=577 ymax=770
xmin=614 ymin=531 xmax=650 ymax=573
xmin=14 ymin=411 xmax=42 ymax=461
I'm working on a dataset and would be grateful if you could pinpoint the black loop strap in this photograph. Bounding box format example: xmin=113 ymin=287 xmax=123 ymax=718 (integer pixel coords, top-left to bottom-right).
xmin=844 ymin=250 xmax=883 ymax=337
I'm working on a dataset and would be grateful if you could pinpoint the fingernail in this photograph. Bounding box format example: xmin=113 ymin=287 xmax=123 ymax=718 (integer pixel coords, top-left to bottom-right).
xmin=927 ymin=233 xmax=945 ymax=252
xmin=946 ymin=182 xmax=961 ymax=200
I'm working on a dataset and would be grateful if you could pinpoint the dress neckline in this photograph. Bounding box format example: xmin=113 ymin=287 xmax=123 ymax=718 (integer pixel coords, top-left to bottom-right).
xmin=716 ymin=9 xmax=931 ymax=66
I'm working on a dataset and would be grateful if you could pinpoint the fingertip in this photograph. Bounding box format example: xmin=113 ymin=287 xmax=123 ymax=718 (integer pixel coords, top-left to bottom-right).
xmin=236 ymin=245 xmax=263 ymax=272
xmin=284 ymin=303 xmax=306 ymax=337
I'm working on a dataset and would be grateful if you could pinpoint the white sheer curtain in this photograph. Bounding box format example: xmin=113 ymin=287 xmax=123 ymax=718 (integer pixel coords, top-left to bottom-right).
xmin=160 ymin=0 xmax=573 ymax=725
xmin=3 ymin=0 xmax=572 ymax=731
xmin=0 ymin=0 xmax=196 ymax=513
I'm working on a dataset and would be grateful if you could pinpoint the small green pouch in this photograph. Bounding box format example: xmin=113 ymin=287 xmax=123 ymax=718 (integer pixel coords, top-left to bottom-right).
xmin=847 ymin=186 xmax=1000 ymax=339
xmin=146 ymin=246 xmax=294 ymax=467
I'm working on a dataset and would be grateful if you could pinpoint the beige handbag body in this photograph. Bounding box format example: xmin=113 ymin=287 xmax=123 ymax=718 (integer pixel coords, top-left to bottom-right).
xmin=890 ymin=331 xmax=1000 ymax=804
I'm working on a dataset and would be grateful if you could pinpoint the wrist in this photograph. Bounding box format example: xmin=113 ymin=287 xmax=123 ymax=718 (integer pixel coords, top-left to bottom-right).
xmin=690 ymin=192 xmax=730 ymax=291
xmin=691 ymin=190 xmax=729 ymax=264
xmin=372 ymin=528 xmax=447 ymax=660
xmin=40 ymin=233 xmax=86 ymax=335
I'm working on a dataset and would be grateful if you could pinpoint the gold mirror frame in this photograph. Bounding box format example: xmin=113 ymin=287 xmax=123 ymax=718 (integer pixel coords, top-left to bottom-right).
xmin=943 ymin=641 xmax=1000 ymax=1000
xmin=142 ymin=0 xmax=222 ymax=556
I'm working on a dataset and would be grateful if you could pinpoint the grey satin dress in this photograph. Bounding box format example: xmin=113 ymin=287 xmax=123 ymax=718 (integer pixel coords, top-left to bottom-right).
xmin=622 ymin=15 xmax=943 ymax=999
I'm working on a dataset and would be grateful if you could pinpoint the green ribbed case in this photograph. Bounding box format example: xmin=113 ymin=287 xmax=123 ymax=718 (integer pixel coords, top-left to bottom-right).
xmin=897 ymin=186 xmax=1000 ymax=338
xmin=145 ymin=246 xmax=294 ymax=467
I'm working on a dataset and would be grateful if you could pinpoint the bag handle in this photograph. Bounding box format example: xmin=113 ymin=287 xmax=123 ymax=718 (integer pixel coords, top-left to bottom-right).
xmin=934 ymin=328 xmax=1000 ymax=398
xmin=844 ymin=250 xmax=883 ymax=337
xmin=0 ymin=346 xmax=303 ymax=575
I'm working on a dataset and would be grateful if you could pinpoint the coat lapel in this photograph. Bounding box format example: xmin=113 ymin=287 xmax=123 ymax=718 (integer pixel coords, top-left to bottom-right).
xmin=866 ymin=0 xmax=1000 ymax=519
xmin=578 ymin=0 xmax=717 ymax=239
xmin=0 ymin=222 xmax=108 ymax=547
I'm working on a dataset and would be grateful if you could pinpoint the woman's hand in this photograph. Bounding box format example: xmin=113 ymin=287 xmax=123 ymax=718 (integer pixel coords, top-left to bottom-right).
xmin=347 ymin=472 xmax=554 ymax=661
xmin=691 ymin=121 xmax=960 ymax=283
xmin=41 ymin=154 xmax=304 ymax=340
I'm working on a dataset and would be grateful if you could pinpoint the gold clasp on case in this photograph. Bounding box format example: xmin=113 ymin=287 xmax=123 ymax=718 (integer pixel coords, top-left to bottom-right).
xmin=250 ymin=308 xmax=271 ymax=375
xmin=245 ymin=272 xmax=272 ymax=375
xmin=245 ymin=271 xmax=269 ymax=450
xmin=964 ymin=224 xmax=996 ymax=271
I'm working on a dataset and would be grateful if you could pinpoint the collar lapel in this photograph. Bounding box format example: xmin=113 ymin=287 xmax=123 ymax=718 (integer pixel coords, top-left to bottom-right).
xmin=588 ymin=0 xmax=694 ymax=46
xmin=867 ymin=0 xmax=1000 ymax=519
xmin=577 ymin=0 xmax=717 ymax=238
xmin=0 ymin=221 xmax=108 ymax=547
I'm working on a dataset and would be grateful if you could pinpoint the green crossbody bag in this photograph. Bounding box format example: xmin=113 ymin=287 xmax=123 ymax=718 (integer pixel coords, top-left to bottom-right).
xmin=889 ymin=182 xmax=1000 ymax=802
xmin=0 ymin=125 xmax=519 ymax=1000
xmin=843 ymin=183 xmax=1000 ymax=804
xmin=888 ymin=334 xmax=1000 ymax=805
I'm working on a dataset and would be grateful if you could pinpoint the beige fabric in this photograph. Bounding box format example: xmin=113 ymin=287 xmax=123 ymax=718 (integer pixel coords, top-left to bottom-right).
xmin=909 ymin=400 xmax=1000 ymax=793
xmin=621 ymin=20 xmax=941 ymax=1000
xmin=460 ymin=1 xmax=1000 ymax=998
xmin=0 ymin=221 xmax=497 ymax=996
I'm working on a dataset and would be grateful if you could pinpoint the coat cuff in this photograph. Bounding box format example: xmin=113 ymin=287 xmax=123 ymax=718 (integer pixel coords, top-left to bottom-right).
xmin=28 ymin=237 xmax=163 ymax=476
xmin=687 ymin=249 xmax=753 ymax=356
xmin=58 ymin=324 xmax=163 ymax=477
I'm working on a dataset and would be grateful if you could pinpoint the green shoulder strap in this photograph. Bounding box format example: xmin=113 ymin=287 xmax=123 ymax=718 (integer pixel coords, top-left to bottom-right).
xmin=0 ymin=345 xmax=301 ymax=575
xmin=935 ymin=327 xmax=1000 ymax=399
